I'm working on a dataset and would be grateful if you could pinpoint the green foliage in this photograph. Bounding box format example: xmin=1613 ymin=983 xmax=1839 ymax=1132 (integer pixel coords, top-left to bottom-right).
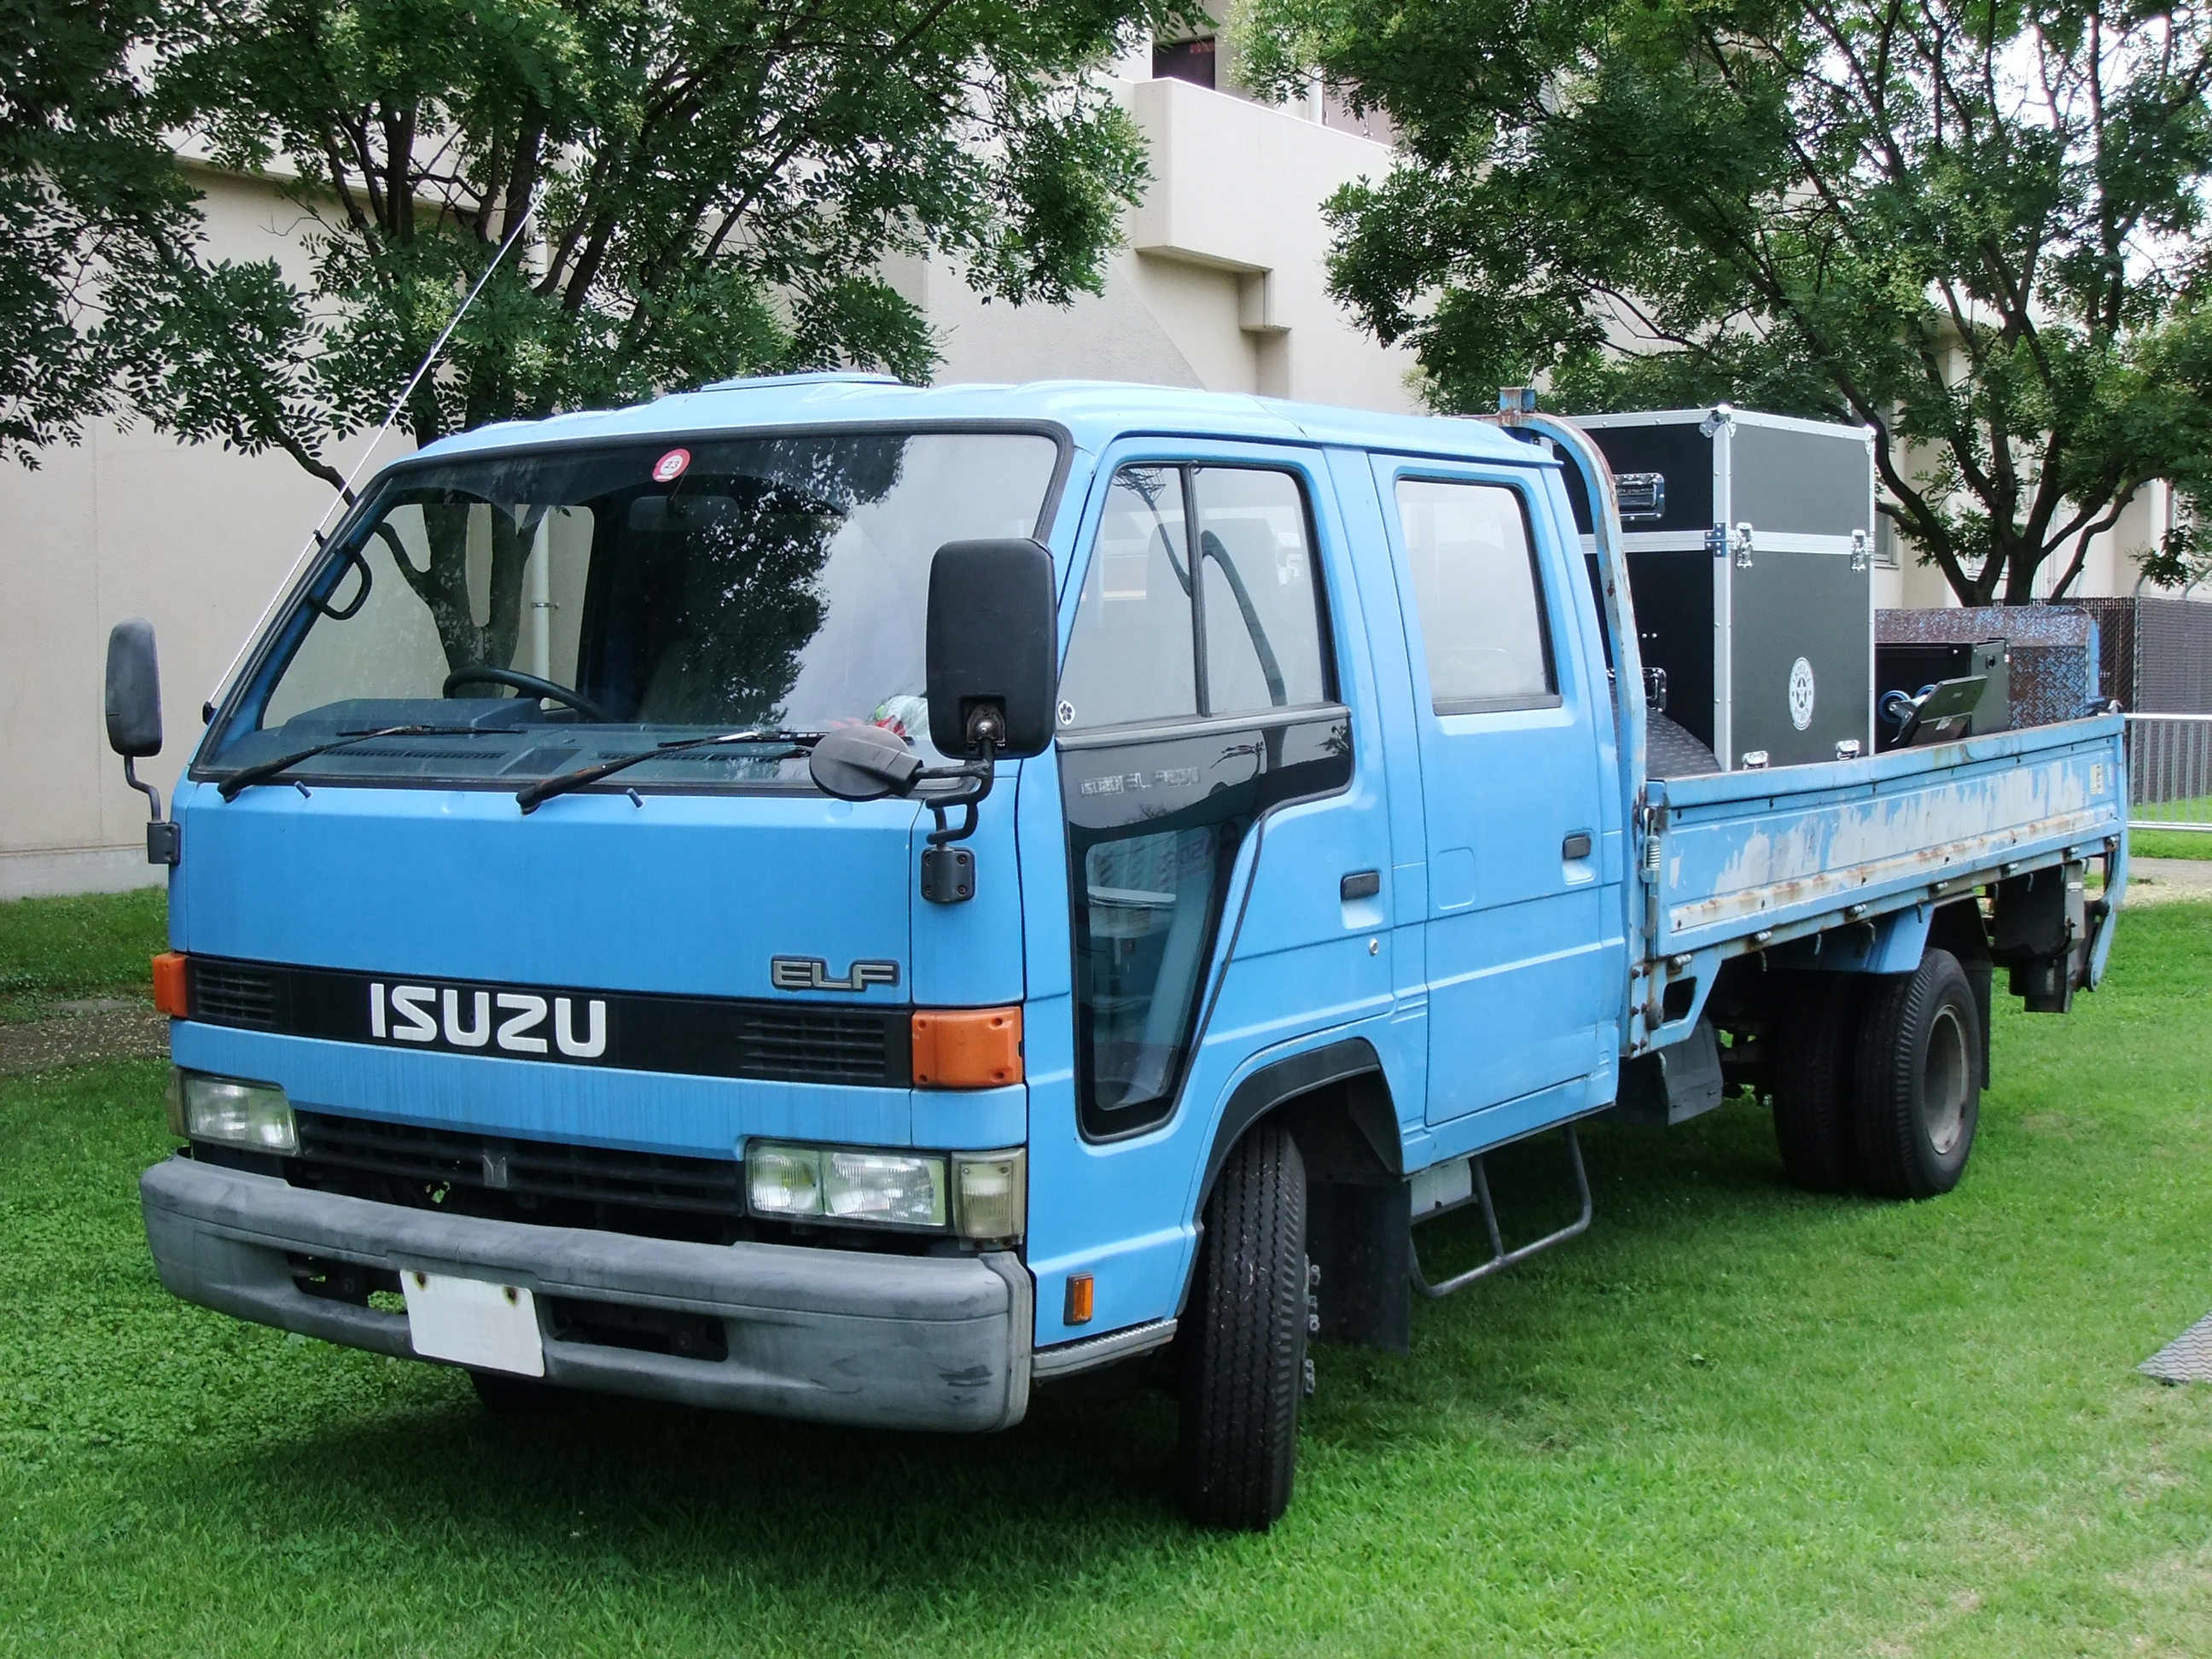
xmin=1246 ymin=0 xmax=2212 ymax=605
xmin=0 ymin=888 xmax=167 ymax=1014
xmin=0 ymin=0 xmax=202 ymax=464
xmin=5 ymin=907 xmax=2212 ymax=1650
xmin=150 ymin=0 xmax=1171 ymax=463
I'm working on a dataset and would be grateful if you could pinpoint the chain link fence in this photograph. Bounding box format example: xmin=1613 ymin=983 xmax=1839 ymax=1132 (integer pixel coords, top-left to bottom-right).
xmin=2128 ymin=713 xmax=2212 ymax=833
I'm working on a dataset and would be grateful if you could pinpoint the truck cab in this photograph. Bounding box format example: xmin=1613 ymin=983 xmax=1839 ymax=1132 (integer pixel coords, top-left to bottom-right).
xmin=123 ymin=375 xmax=2124 ymax=1532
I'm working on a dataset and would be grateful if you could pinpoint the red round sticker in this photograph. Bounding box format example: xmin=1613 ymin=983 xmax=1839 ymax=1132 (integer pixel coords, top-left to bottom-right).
xmin=651 ymin=447 xmax=691 ymax=483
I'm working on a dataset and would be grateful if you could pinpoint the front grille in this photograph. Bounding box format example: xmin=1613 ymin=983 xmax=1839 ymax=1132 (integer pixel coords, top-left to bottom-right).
xmin=180 ymin=955 xmax=911 ymax=1086
xmin=294 ymin=1111 xmax=744 ymax=1220
xmin=736 ymin=1006 xmax=893 ymax=1084
xmin=190 ymin=960 xmax=277 ymax=1028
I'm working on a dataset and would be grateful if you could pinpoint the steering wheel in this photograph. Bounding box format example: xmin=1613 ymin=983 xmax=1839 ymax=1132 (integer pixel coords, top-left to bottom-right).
xmin=442 ymin=667 xmax=614 ymax=723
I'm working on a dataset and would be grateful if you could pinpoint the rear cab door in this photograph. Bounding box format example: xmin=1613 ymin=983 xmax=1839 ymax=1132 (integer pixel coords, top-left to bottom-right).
xmin=1366 ymin=451 xmax=1626 ymax=1140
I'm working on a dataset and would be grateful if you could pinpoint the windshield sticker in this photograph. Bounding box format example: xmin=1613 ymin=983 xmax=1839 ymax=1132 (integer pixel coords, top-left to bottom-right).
xmin=651 ymin=447 xmax=691 ymax=483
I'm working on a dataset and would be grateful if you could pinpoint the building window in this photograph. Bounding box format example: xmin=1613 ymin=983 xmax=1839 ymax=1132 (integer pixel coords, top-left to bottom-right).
xmin=1154 ymin=34 xmax=1217 ymax=90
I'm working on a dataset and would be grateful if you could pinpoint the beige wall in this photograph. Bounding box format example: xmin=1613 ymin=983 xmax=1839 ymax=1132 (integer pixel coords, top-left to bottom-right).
xmin=15 ymin=63 xmax=2173 ymax=898
xmin=918 ymin=73 xmax=1417 ymax=410
xmin=0 ymin=171 xmax=415 ymax=899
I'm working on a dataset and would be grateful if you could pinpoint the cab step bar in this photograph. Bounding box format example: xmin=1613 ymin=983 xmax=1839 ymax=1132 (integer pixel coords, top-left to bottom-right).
xmin=1408 ymin=1126 xmax=1593 ymax=1300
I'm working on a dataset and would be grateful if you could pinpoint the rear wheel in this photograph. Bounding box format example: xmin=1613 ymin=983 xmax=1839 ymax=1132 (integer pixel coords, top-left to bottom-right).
xmin=1176 ymin=1121 xmax=1307 ymax=1532
xmin=1853 ymin=948 xmax=1982 ymax=1199
xmin=1771 ymin=973 xmax=1865 ymax=1193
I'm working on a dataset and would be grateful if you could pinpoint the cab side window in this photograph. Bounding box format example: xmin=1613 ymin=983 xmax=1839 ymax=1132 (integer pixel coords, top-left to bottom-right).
xmin=1058 ymin=464 xmax=1330 ymax=731
xmin=1194 ymin=467 xmax=1329 ymax=715
xmin=1054 ymin=468 xmax=1197 ymax=731
xmin=1395 ymin=478 xmax=1558 ymax=713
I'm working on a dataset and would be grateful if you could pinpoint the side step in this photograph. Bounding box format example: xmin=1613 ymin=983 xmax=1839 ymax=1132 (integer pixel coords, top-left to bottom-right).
xmin=1408 ymin=1126 xmax=1593 ymax=1301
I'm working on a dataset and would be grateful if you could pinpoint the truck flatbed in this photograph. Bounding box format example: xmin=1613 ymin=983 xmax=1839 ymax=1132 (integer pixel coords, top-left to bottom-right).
xmin=1633 ymin=713 xmax=2127 ymax=1052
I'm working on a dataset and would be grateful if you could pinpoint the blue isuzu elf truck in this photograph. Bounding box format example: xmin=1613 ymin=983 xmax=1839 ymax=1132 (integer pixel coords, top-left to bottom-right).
xmin=105 ymin=375 xmax=2128 ymax=1530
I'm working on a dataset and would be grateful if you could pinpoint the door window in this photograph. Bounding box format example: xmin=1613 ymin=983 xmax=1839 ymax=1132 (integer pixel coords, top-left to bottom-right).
xmin=1059 ymin=465 xmax=1330 ymax=731
xmin=1058 ymin=461 xmax=1347 ymax=1138
xmin=1395 ymin=478 xmax=1558 ymax=713
xmin=1195 ymin=467 xmax=1330 ymax=715
xmin=1053 ymin=467 xmax=1197 ymax=731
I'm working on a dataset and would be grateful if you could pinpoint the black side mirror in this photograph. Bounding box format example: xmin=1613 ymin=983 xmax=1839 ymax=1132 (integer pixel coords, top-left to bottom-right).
xmin=105 ymin=617 xmax=163 ymax=759
xmin=808 ymin=725 xmax=925 ymax=802
xmin=925 ymin=539 xmax=1057 ymax=758
xmin=104 ymin=617 xmax=178 ymax=864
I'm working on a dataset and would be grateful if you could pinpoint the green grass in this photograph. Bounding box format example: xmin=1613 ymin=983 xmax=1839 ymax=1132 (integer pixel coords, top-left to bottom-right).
xmin=0 ymin=888 xmax=167 ymax=1019
xmin=2133 ymin=828 xmax=2212 ymax=860
xmin=4 ymin=908 xmax=2212 ymax=1656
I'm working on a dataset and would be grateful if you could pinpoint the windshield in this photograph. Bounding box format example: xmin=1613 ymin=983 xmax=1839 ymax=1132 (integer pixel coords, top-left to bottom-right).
xmin=203 ymin=430 xmax=1061 ymax=791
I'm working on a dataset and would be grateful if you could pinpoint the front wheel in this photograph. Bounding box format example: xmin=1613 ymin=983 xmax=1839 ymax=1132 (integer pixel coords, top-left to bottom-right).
xmin=1176 ymin=1121 xmax=1308 ymax=1532
xmin=1854 ymin=948 xmax=1982 ymax=1199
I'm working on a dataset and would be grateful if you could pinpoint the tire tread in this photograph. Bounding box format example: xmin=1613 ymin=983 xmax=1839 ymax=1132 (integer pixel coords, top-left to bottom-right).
xmin=1177 ymin=1122 xmax=1306 ymax=1531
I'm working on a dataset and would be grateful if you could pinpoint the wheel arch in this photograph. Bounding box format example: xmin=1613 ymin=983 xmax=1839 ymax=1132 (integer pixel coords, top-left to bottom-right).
xmin=1187 ymin=1037 xmax=1412 ymax=1355
xmin=1193 ymin=1038 xmax=1400 ymax=1212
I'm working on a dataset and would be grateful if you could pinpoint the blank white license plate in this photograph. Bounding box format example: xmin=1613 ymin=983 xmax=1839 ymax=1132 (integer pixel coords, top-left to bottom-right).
xmin=400 ymin=1270 xmax=544 ymax=1377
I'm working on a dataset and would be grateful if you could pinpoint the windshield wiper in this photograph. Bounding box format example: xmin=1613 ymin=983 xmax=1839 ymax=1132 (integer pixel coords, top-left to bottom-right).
xmin=217 ymin=725 xmax=523 ymax=800
xmin=515 ymin=729 xmax=823 ymax=814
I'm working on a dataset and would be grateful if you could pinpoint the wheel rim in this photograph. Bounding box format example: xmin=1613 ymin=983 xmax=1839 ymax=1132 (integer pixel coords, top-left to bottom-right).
xmin=1922 ymin=1005 xmax=1970 ymax=1155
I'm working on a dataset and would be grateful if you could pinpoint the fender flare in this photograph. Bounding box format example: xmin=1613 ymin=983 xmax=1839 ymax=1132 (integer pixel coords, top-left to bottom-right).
xmin=1193 ymin=1036 xmax=1399 ymax=1212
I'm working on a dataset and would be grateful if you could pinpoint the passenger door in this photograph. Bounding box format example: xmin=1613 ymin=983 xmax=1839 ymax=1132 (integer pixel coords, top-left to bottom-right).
xmin=1371 ymin=458 xmax=1613 ymax=1126
xmin=1052 ymin=451 xmax=1385 ymax=1141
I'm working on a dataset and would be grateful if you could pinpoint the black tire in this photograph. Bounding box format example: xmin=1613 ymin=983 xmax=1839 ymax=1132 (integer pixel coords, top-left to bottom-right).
xmin=1771 ymin=973 xmax=1865 ymax=1192
xmin=468 ymin=1368 xmax=580 ymax=1415
xmin=1853 ymin=948 xmax=1982 ymax=1199
xmin=1177 ymin=1121 xmax=1307 ymax=1532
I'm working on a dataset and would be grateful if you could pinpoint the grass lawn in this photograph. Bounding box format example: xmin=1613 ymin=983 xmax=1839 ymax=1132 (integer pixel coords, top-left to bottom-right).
xmin=3 ymin=901 xmax=2210 ymax=1656
xmin=0 ymin=888 xmax=166 ymax=1022
xmin=2134 ymin=829 xmax=2212 ymax=861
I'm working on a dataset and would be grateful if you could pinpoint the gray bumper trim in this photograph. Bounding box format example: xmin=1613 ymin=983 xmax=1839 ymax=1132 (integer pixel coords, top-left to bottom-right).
xmin=1032 ymin=1318 xmax=1178 ymax=1379
xmin=141 ymin=1157 xmax=1031 ymax=1432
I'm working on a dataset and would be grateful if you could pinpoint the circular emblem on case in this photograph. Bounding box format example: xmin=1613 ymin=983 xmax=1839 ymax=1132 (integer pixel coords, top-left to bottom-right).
xmin=1057 ymin=699 xmax=1076 ymax=727
xmin=1788 ymin=656 xmax=1817 ymax=731
xmin=651 ymin=447 xmax=691 ymax=483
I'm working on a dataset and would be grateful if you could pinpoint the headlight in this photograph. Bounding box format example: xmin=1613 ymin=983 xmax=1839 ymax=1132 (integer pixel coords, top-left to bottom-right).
xmin=825 ymin=1150 xmax=946 ymax=1227
xmin=179 ymin=1072 xmax=295 ymax=1154
xmin=746 ymin=1141 xmax=1025 ymax=1239
xmin=747 ymin=1143 xmax=824 ymax=1217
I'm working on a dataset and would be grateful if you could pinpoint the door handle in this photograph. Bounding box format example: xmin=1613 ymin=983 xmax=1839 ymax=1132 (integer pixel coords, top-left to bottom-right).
xmin=1562 ymin=832 xmax=1593 ymax=860
xmin=1340 ymin=870 xmax=1381 ymax=901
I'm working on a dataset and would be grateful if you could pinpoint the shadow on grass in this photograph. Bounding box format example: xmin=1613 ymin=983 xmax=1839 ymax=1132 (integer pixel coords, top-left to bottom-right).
xmin=154 ymin=1098 xmax=1807 ymax=1588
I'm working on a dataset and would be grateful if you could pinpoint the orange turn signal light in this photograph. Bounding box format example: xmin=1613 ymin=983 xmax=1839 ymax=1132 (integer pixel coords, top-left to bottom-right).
xmin=152 ymin=952 xmax=189 ymax=1017
xmin=911 ymin=1005 xmax=1022 ymax=1088
xmin=1064 ymin=1273 xmax=1095 ymax=1325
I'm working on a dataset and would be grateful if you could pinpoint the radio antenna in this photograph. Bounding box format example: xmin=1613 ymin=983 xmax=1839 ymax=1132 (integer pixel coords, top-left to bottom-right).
xmin=207 ymin=202 xmax=541 ymax=705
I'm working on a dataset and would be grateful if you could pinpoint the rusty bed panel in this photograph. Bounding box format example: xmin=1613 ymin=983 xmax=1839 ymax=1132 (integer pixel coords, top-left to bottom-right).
xmin=1650 ymin=715 xmax=2126 ymax=957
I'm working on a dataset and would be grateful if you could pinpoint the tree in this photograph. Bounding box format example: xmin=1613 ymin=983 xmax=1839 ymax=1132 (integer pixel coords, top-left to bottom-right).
xmin=165 ymin=0 xmax=1169 ymax=453
xmin=0 ymin=0 xmax=201 ymax=463
xmin=1246 ymin=0 xmax=2212 ymax=602
xmin=120 ymin=0 xmax=1175 ymax=673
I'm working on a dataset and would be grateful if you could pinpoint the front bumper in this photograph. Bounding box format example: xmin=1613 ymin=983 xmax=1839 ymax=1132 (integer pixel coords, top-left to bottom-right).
xmin=140 ymin=1156 xmax=1032 ymax=1432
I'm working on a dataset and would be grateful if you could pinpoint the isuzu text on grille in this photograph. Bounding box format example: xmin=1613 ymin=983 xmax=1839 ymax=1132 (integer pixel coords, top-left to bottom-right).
xmin=367 ymin=983 xmax=606 ymax=1057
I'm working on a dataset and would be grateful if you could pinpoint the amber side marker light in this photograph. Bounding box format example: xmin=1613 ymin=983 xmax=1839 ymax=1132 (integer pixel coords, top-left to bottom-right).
xmin=911 ymin=1005 xmax=1022 ymax=1087
xmin=1064 ymin=1273 xmax=1095 ymax=1325
xmin=152 ymin=952 xmax=189 ymax=1017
